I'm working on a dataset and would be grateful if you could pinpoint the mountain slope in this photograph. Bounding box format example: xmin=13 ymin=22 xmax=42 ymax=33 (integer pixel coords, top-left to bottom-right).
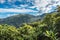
xmin=0 ymin=14 xmax=43 ymax=27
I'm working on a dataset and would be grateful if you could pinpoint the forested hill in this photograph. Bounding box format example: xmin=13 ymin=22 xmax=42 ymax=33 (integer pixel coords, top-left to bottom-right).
xmin=0 ymin=14 xmax=45 ymax=27
xmin=0 ymin=11 xmax=60 ymax=40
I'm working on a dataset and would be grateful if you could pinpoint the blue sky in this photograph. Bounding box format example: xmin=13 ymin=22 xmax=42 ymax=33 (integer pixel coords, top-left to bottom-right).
xmin=0 ymin=0 xmax=60 ymax=18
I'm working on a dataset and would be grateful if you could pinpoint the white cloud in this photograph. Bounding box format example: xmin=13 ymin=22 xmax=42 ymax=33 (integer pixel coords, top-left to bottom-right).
xmin=0 ymin=0 xmax=5 ymax=4
xmin=35 ymin=0 xmax=49 ymax=8
xmin=0 ymin=8 xmax=38 ymax=13
xmin=35 ymin=0 xmax=60 ymax=7
xmin=20 ymin=5 xmax=28 ymax=8
xmin=34 ymin=0 xmax=60 ymax=13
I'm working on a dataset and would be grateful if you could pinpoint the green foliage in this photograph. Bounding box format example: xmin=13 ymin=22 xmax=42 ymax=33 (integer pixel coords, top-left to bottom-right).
xmin=18 ymin=24 xmax=36 ymax=40
xmin=0 ymin=24 xmax=23 ymax=40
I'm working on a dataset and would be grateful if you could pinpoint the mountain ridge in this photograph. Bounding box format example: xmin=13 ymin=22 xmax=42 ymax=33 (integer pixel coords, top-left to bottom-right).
xmin=0 ymin=14 xmax=44 ymax=27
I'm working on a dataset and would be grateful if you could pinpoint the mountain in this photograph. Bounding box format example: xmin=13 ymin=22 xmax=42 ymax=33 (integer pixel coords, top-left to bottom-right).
xmin=0 ymin=14 xmax=44 ymax=27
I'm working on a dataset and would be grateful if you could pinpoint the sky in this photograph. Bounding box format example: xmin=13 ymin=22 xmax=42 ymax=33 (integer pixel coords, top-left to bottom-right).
xmin=0 ymin=0 xmax=60 ymax=18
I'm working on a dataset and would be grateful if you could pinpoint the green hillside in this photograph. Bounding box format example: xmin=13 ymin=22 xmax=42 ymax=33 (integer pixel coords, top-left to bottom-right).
xmin=0 ymin=6 xmax=60 ymax=40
